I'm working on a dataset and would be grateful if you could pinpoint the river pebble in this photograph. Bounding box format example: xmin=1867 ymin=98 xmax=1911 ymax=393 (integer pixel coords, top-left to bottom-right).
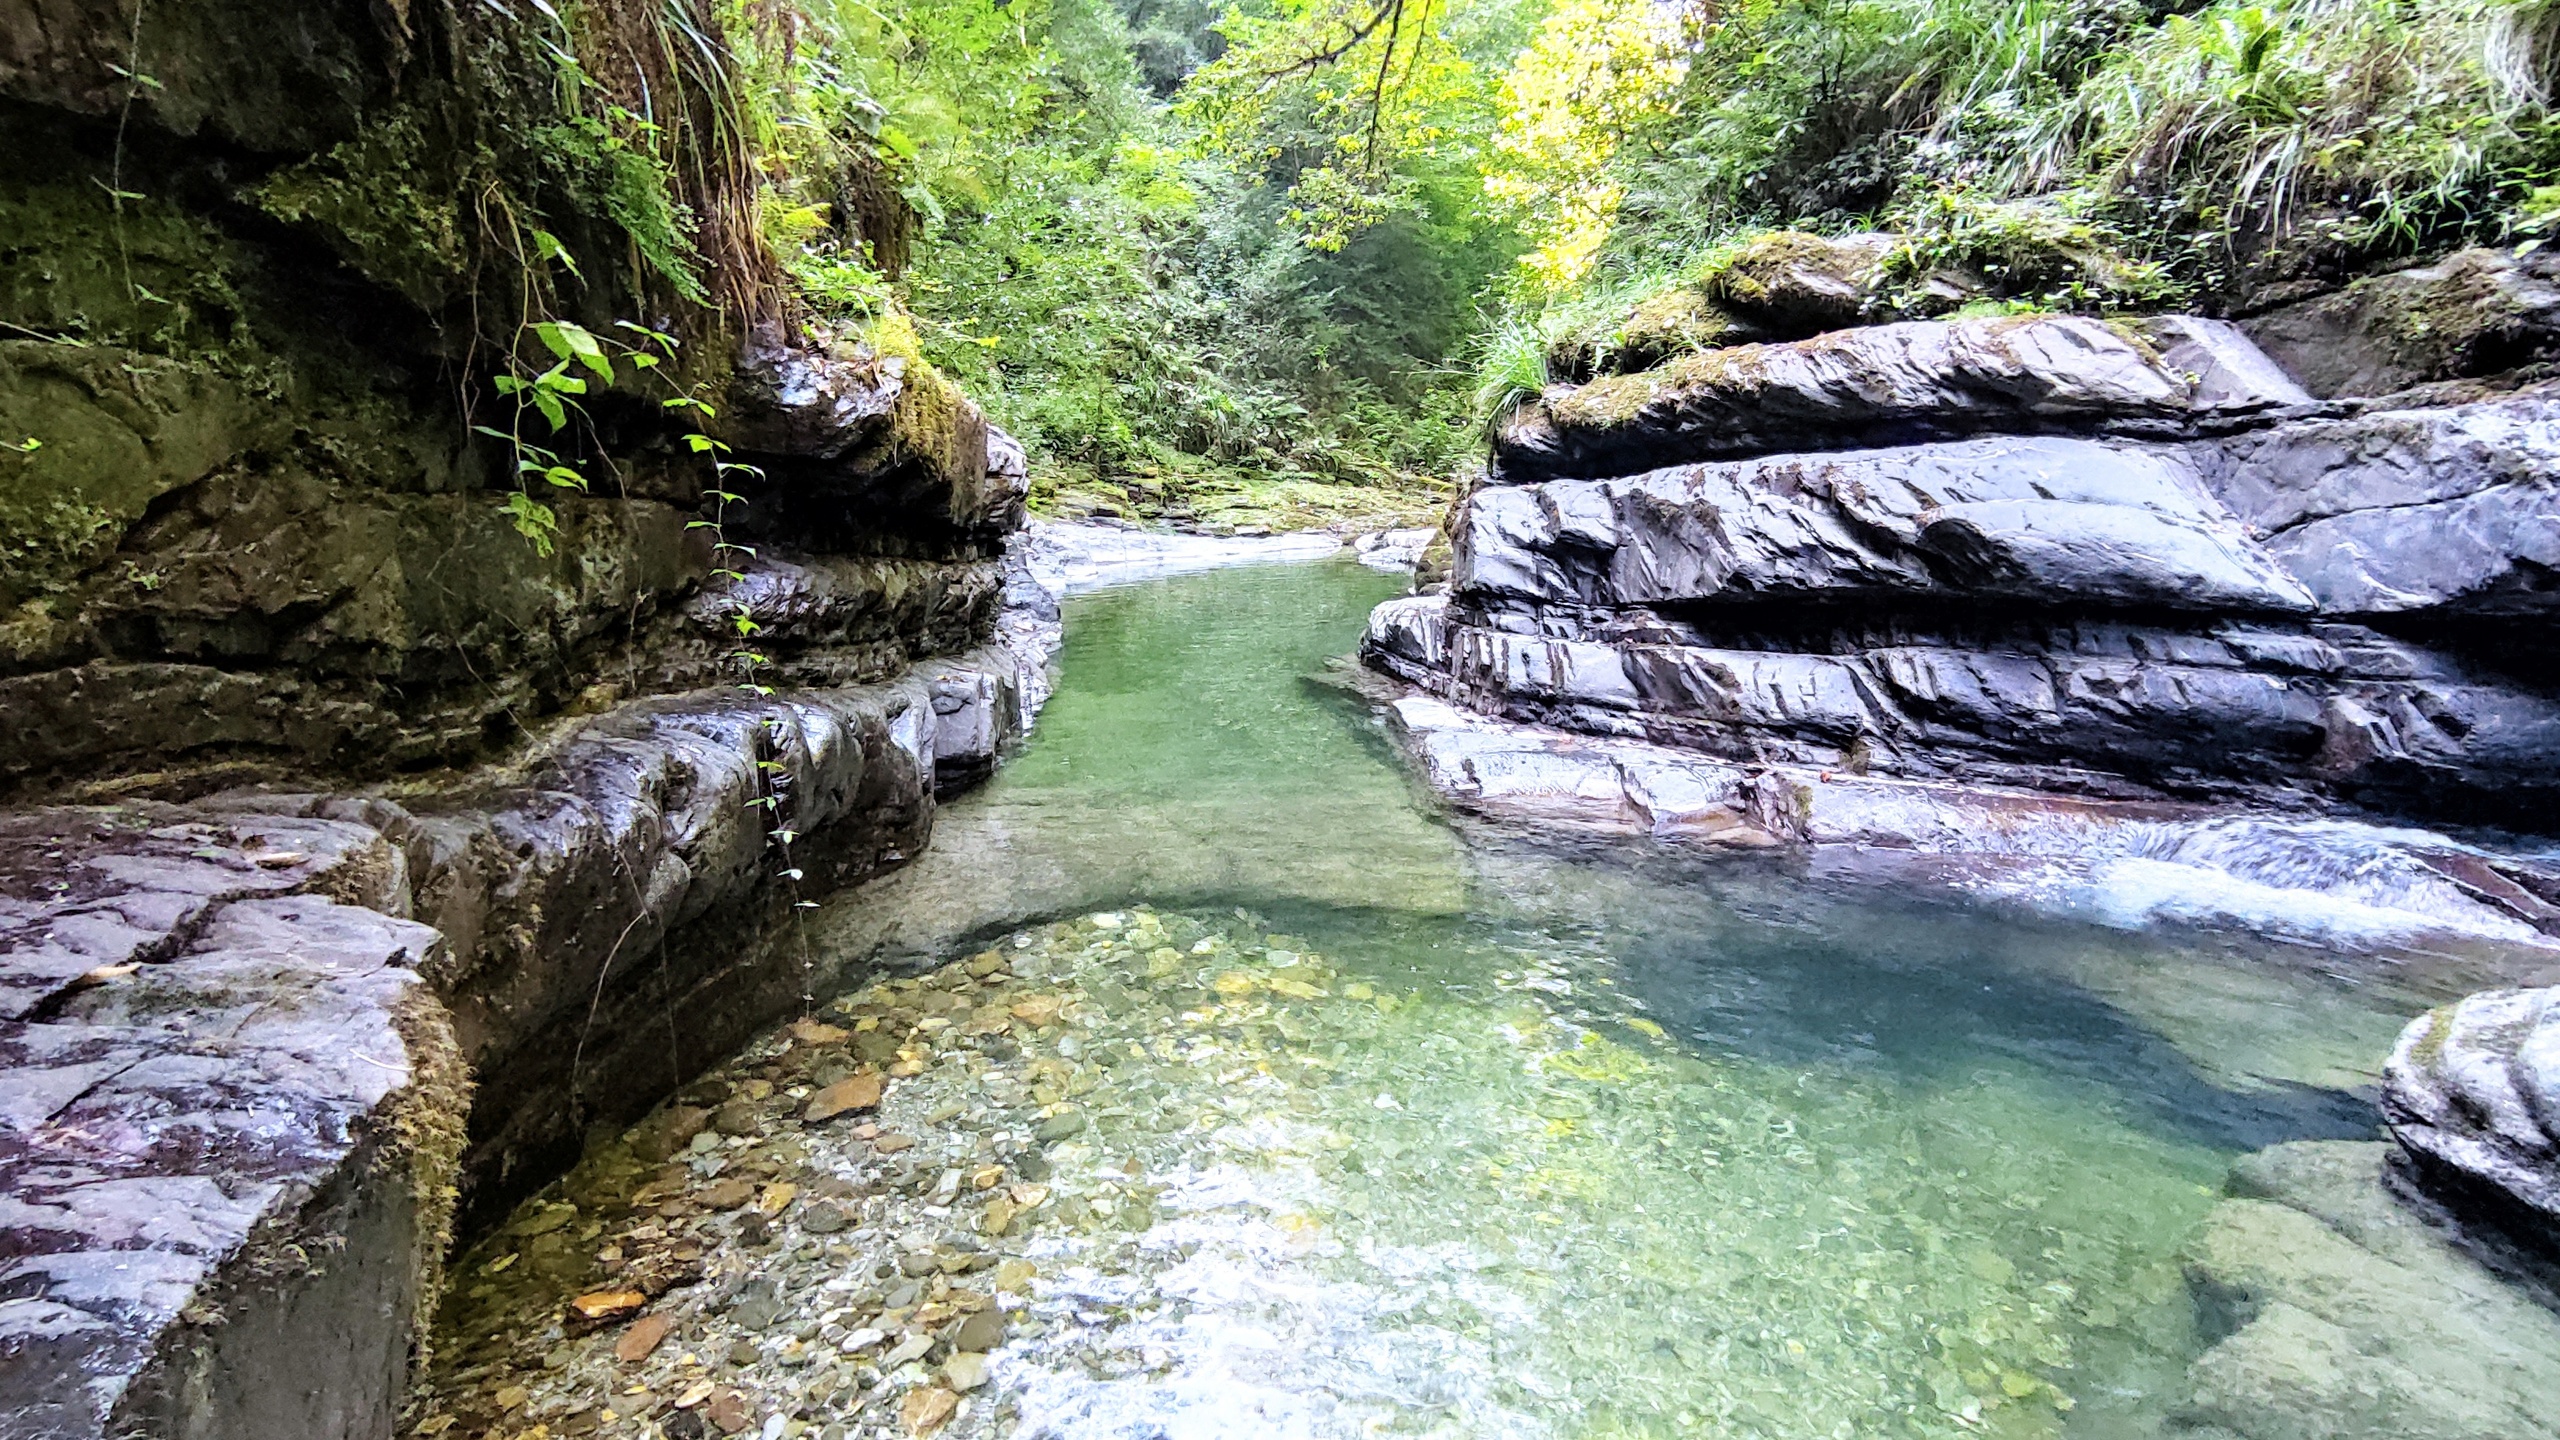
xmin=418 ymin=903 xmax=2160 ymax=1440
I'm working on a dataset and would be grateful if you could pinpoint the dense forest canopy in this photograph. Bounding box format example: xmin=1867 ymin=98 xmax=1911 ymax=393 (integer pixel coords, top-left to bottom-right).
xmin=711 ymin=0 xmax=2560 ymax=522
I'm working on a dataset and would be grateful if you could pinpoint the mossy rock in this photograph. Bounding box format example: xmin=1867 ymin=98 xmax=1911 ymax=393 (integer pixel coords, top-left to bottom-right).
xmin=251 ymin=105 xmax=475 ymax=312
xmin=1698 ymin=231 xmax=1897 ymax=335
xmin=0 ymin=343 xmax=279 ymax=609
xmin=1546 ymin=288 xmax=1759 ymax=383
xmin=1878 ymin=202 xmax=2172 ymax=317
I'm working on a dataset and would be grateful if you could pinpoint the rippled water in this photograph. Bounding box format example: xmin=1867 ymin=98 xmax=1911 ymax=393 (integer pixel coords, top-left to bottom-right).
xmin=431 ymin=558 xmax=2492 ymax=1440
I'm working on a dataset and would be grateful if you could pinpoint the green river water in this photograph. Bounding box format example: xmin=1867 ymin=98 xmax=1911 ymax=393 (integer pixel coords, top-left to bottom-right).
xmin=431 ymin=557 xmax=2479 ymax=1440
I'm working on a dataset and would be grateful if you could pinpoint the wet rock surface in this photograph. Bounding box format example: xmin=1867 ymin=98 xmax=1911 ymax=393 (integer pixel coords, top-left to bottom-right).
xmin=2382 ymin=987 xmax=2560 ymax=1251
xmin=1490 ymin=314 xmax=2296 ymax=486
xmin=0 ymin=806 xmax=461 ymax=1440
xmin=1376 ymin=315 xmax=2560 ymax=837
xmin=1370 ymin=688 xmax=2560 ymax=950
xmin=2176 ymin=1140 xmax=2560 ymax=1440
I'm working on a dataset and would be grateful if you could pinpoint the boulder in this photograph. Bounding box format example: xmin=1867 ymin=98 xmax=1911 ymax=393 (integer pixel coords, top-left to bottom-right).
xmin=2201 ymin=386 xmax=2560 ymax=617
xmin=2178 ymin=1141 xmax=2560 ymax=1440
xmin=1458 ymin=436 xmax=2314 ymax=613
xmin=2242 ymin=246 xmax=2560 ymax=398
xmin=2383 ymin=988 xmax=2560 ymax=1249
xmin=727 ymin=329 xmax=998 ymax=547
xmin=1700 ymin=230 xmax=1897 ymax=335
xmin=1492 ymin=315 xmax=2292 ymax=484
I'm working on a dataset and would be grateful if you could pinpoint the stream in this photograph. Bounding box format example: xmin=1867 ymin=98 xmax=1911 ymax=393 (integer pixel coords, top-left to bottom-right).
xmin=420 ymin=557 xmax=2482 ymax=1440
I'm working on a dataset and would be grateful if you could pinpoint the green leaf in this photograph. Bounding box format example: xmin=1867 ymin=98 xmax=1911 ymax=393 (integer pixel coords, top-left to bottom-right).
xmin=500 ymin=492 xmax=559 ymax=556
xmin=542 ymin=465 xmax=589 ymax=490
xmin=530 ymin=229 xmax=582 ymax=279
xmin=533 ymin=321 xmax=615 ymax=383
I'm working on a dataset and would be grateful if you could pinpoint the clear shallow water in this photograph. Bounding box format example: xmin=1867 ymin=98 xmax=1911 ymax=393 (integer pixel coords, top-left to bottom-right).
xmin=430 ymin=559 xmax=2490 ymax=1440
xmin=813 ymin=560 xmax=2449 ymax=1437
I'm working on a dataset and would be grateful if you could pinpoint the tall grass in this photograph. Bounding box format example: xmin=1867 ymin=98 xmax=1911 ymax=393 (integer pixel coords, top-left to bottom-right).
xmin=1566 ymin=0 xmax=2560 ymax=337
xmin=1471 ymin=311 xmax=1553 ymax=428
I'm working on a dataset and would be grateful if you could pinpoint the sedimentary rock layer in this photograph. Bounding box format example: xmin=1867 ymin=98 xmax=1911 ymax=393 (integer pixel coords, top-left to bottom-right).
xmin=1376 ymin=316 xmax=2560 ymax=830
xmin=1490 ymin=314 xmax=2302 ymax=485
xmin=0 ymin=581 xmax=1051 ymax=1440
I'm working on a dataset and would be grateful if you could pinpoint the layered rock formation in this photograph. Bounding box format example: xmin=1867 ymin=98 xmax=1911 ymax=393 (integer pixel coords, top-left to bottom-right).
xmin=0 ymin=2 xmax=1053 ymax=1435
xmin=1366 ymin=304 xmax=2560 ymax=884
xmin=1366 ymin=243 xmax=2560 ymax=1378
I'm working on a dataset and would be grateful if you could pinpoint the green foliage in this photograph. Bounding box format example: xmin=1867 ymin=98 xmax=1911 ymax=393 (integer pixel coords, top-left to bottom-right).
xmin=1877 ymin=192 xmax=2175 ymax=311
xmin=729 ymin=0 xmax=1515 ymax=520
xmin=1471 ymin=311 xmax=1551 ymax=427
xmin=1587 ymin=0 xmax=2558 ymax=300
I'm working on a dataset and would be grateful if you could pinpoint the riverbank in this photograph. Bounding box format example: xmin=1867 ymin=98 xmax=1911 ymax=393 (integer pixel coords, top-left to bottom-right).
xmin=416 ymin=557 xmax=2560 ymax=1440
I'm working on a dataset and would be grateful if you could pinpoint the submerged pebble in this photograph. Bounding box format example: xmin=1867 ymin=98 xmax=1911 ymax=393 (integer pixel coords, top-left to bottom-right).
xmin=419 ymin=904 xmax=2262 ymax=1440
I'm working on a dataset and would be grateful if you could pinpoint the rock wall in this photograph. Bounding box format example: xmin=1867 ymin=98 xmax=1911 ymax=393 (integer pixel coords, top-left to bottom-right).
xmin=0 ymin=2 xmax=1055 ymax=1435
xmin=0 ymin=625 xmax=1048 ymax=1440
xmin=1363 ymin=240 xmax=2560 ymax=1350
xmin=1369 ymin=307 xmax=2560 ymax=839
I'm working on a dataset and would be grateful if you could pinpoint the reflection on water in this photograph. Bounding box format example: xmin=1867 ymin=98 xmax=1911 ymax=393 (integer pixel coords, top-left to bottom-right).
xmin=433 ymin=559 xmax=2509 ymax=1440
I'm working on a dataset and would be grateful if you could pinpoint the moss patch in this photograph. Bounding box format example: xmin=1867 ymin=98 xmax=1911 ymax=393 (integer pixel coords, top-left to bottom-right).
xmin=389 ymin=985 xmax=472 ymax=1378
xmin=252 ymin=107 xmax=474 ymax=312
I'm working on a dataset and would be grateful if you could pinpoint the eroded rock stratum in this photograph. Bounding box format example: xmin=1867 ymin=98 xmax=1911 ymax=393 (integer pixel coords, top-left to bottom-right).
xmin=0 ymin=1 xmax=1051 ymax=1434
xmin=1360 ymin=237 xmax=2560 ymax=1433
xmin=1368 ymin=302 xmax=2560 ymax=899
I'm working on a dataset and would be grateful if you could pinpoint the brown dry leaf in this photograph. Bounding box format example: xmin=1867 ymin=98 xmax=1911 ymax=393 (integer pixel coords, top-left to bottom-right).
xmin=249 ymin=851 xmax=307 ymax=869
xmin=614 ymin=1313 xmax=674 ymax=1364
xmin=671 ymin=1380 xmax=716 ymax=1409
xmin=970 ymin=1165 xmax=1005 ymax=1191
xmin=1008 ymin=1183 xmax=1050 ymax=1208
xmin=789 ymin=1019 xmax=850 ymax=1045
xmin=568 ymin=1290 xmax=647 ymax=1322
xmin=901 ymin=1386 xmax=959 ymax=1436
xmin=1211 ymin=971 xmax=1259 ymax=997
xmin=756 ymin=1182 xmax=797 ymax=1217
xmin=495 ymin=1385 xmax=532 ymax=1411
xmin=705 ymin=1388 xmax=755 ymax=1435
xmin=805 ymin=1073 xmax=884 ymax=1122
